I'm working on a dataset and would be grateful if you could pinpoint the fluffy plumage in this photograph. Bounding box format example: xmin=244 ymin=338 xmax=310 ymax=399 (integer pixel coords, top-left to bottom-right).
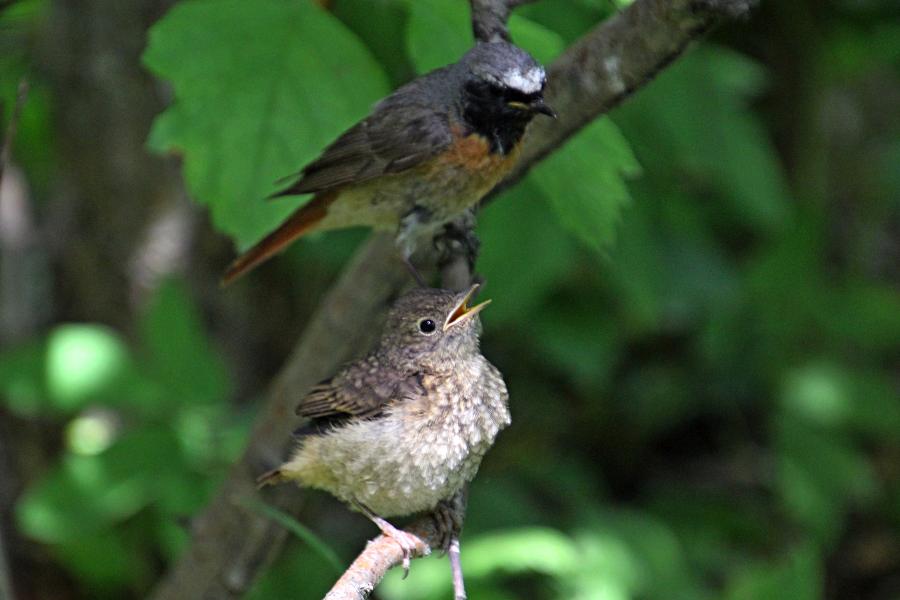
xmin=260 ymin=286 xmax=510 ymax=518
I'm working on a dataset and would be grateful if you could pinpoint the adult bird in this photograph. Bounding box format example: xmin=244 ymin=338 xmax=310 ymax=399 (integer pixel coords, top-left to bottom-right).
xmin=221 ymin=41 xmax=554 ymax=285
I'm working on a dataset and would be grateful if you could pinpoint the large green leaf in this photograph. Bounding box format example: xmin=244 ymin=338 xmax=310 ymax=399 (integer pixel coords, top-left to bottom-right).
xmin=143 ymin=0 xmax=389 ymax=247
xmin=615 ymin=46 xmax=792 ymax=234
xmin=477 ymin=183 xmax=577 ymax=324
xmin=532 ymin=118 xmax=641 ymax=253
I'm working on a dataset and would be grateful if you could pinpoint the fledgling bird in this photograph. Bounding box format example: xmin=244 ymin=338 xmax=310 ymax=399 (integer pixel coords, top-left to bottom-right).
xmin=222 ymin=41 xmax=554 ymax=285
xmin=258 ymin=285 xmax=510 ymax=579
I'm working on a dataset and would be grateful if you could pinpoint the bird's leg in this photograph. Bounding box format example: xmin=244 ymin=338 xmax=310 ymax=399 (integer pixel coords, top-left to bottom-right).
xmin=432 ymin=489 xmax=468 ymax=600
xmin=397 ymin=205 xmax=434 ymax=287
xmin=435 ymin=208 xmax=480 ymax=279
xmin=354 ymin=501 xmax=428 ymax=578
xmin=401 ymin=254 xmax=428 ymax=287
xmin=449 ymin=536 xmax=466 ymax=600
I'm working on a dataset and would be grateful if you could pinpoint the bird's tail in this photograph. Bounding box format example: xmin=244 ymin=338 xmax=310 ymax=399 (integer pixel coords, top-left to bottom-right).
xmin=220 ymin=191 xmax=336 ymax=286
xmin=256 ymin=468 xmax=288 ymax=489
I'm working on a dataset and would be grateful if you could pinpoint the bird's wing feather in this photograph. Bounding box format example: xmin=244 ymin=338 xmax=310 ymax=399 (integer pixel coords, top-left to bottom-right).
xmin=295 ymin=360 xmax=425 ymax=422
xmin=274 ymin=70 xmax=455 ymax=196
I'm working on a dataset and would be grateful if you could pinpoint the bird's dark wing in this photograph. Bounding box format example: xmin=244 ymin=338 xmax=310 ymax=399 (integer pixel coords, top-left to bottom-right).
xmin=295 ymin=358 xmax=425 ymax=427
xmin=274 ymin=70 xmax=455 ymax=196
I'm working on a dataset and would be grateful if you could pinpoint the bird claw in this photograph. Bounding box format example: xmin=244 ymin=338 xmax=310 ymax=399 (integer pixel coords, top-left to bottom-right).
xmin=432 ymin=495 xmax=466 ymax=554
xmin=384 ymin=527 xmax=422 ymax=578
xmin=356 ymin=503 xmax=428 ymax=577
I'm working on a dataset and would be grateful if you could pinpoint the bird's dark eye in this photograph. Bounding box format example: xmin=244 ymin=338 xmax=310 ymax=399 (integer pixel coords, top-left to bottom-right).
xmin=418 ymin=318 xmax=437 ymax=334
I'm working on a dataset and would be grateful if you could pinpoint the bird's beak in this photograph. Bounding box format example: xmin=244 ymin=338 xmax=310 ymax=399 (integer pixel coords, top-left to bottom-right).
xmin=507 ymin=98 xmax=557 ymax=118
xmin=530 ymin=97 xmax=557 ymax=118
xmin=444 ymin=284 xmax=491 ymax=331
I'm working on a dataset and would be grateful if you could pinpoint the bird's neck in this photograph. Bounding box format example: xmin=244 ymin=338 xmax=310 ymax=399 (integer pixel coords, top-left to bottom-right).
xmin=462 ymin=102 xmax=532 ymax=155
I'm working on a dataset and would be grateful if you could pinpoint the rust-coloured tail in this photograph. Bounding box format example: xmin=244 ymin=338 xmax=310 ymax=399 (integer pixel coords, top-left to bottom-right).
xmin=221 ymin=192 xmax=336 ymax=286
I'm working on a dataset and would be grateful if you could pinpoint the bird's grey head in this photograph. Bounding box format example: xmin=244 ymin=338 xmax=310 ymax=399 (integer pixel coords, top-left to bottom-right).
xmin=457 ymin=42 xmax=555 ymax=154
xmin=379 ymin=285 xmax=488 ymax=367
xmin=464 ymin=41 xmax=547 ymax=96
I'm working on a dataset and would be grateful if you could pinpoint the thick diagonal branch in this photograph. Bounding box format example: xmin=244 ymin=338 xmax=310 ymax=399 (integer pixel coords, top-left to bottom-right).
xmin=148 ymin=1 xmax=754 ymax=598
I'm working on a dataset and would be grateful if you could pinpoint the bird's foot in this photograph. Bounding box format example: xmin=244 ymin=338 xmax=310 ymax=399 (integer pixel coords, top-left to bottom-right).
xmin=355 ymin=502 xmax=428 ymax=578
xmin=373 ymin=515 xmax=428 ymax=578
xmin=432 ymin=498 xmax=465 ymax=555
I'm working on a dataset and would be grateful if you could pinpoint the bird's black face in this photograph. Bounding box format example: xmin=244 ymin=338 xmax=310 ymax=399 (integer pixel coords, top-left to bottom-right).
xmin=462 ymin=77 xmax=553 ymax=154
xmin=458 ymin=42 xmax=555 ymax=155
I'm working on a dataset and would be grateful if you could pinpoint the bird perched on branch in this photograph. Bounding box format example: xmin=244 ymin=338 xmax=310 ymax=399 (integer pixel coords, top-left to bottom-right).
xmin=222 ymin=41 xmax=554 ymax=285
xmin=258 ymin=285 xmax=509 ymax=574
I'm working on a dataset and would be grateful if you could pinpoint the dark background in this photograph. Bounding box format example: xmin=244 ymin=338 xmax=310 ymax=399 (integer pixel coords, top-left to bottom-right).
xmin=1 ymin=0 xmax=899 ymax=598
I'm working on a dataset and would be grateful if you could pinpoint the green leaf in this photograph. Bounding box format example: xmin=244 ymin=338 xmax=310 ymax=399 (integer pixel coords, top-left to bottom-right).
xmin=517 ymin=1 xmax=612 ymax=45
xmin=0 ymin=325 xmax=160 ymax=417
xmin=405 ymin=0 xmax=470 ymax=73
xmin=143 ymin=0 xmax=389 ymax=247
xmin=578 ymin=510 xmax=701 ymax=600
xmin=532 ymin=118 xmax=640 ymax=253
xmin=380 ymin=527 xmax=580 ymax=600
xmin=607 ymin=184 xmax=741 ymax=334
xmin=248 ymin=543 xmax=340 ymax=600
xmin=531 ymin=294 xmax=619 ymax=391
xmin=45 ymin=325 xmax=132 ymax=412
xmin=54 ymin=529 xmax=145 ymax=592
xmin=464 ymin=527 xmax=581 ymax=578
xmin=780 ymin=361 xmax=853 ymax=429
xmin=726 ymin=544 xmax=822 ymax=600
xmin=614 ymin=45 xmax=792 ymax=234
xmin=0 ymin=1 xmax=55 ymax=189
xmin=139 ymin=279 xmax=230 ymax=407
xmin=775 ymin=414 xmax=877 ymax=545
xmin=476 ymin=182 xmax=577 ymax=324
xmin=17 ymin=427 xmax=185 ymax=543
xmin=0 ymin=338 xmax=49 ymax=416
xmin=507 ymin=13 xmax=565 ymax=65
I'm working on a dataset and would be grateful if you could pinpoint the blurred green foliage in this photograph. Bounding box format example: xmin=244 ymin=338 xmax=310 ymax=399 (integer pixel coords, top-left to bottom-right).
xmin=2 ymin=0 xmax=899 ymax=599
xmin=1 ymin=281 xmax=241 ymax=595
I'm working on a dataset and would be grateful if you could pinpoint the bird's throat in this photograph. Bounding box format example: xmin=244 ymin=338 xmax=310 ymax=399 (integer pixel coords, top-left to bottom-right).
xmin=462 ymin=103 xmax=531 ymax=155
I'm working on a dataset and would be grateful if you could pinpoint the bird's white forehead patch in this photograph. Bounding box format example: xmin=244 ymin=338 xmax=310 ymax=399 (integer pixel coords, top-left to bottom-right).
xmin=501 ymin=66 xmax=545 ymax=94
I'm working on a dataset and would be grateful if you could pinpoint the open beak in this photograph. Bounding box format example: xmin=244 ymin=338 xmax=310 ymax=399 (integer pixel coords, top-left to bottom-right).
xmin=530 ymin=97 xmax=557 ymax=118
xmin=443 ymin=284 xmax=491 ymax=331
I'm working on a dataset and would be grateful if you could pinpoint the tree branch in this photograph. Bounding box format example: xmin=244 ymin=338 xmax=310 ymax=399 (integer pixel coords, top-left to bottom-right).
xmin=324 ymin=520 xmax=437 ymax=600
xmin=469 ymin=0 xmax=537 ymax=43
xmin=148 ymin=0 xmax=754 ymax=598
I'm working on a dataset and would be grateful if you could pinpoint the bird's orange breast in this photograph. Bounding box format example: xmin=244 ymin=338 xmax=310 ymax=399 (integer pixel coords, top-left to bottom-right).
xmin=438 ymin=125 xmax=521 ymax=178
